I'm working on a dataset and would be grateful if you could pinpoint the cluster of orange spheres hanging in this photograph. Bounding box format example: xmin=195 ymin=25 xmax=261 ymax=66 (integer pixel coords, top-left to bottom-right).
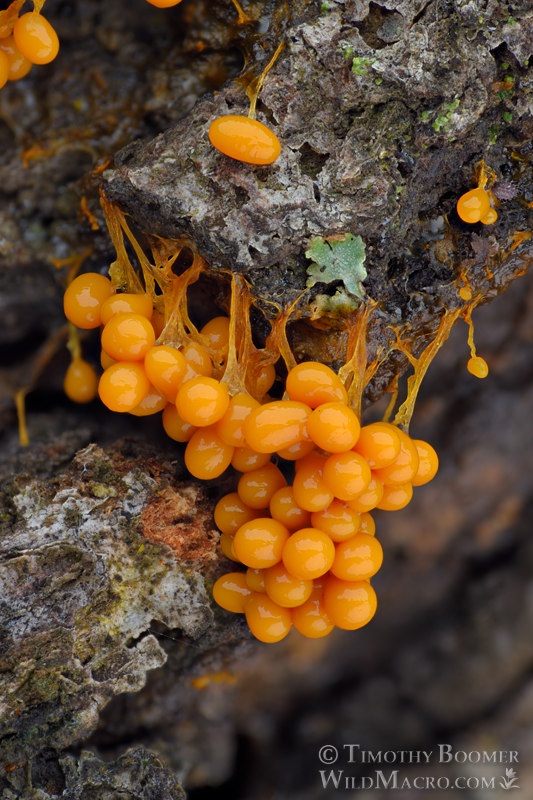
xmin=212 ymin=368 xmax=438 ymax=643
xmin=0 ymin=7 xmax=59 ymax=90
xmin=62 ymin=273 xmax=439 ymax=643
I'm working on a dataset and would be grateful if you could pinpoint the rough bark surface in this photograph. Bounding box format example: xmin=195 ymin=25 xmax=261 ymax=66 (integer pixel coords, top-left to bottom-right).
xmin=1 ymin=0 xmax=533 ymax=798
xmin=1 ymin=269 xmax=533 ymax=797
xmin=105 ymin=0 xmax=533 ymax=311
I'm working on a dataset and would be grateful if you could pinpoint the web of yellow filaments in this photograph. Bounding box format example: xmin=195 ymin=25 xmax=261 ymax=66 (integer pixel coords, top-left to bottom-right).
xmin=99 ymin=193 xmax=497 ymax=433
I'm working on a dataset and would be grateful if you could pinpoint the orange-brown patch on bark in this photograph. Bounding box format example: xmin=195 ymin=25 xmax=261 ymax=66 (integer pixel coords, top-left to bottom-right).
xmin=141 ymin=485 xmax=218 ymax=565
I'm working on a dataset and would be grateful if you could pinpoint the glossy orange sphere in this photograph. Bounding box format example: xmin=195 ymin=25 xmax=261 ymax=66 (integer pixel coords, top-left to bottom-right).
xmin=63 ymin=358 xmax=98 ymax=404
xmin=282 ymin=527 xmax=335 ymax=580
xmin=245 ymin=593 xmax=292 ymax=643
xmin=209 ymin=115 xmax=281 ymax=165
xmin=14 ymin=12 xmax=59 ymax=66
xmin=237 ymin=463 xmax=287 ymax=510
xmin=244 ymin=400 xmax=310 ymax=453
xmin=372 ymin=429 xmax=419 ymax=486
xmin=322 ymin=451 xmax=372 ymax=502
xmin=216 ymin=392 xmax=259 ymax=447
xmin=0 ymin=36 xmax=32 ymax=81
xmin=286 ymin=362 xmax=347 ymax=408
xmin=63 ymin=272 xmax=113 ymax=329
xmin=176 ymin=376 xmax=230 ymax=427
xmin=184 ymin=426 xmax=234 ymax=480
xmin=311 ymin=500 xmax=361 ymax=542
xmin=162 ymin=404 xmax=196 ymax=442
xmin=233 ymin=518 xmax=289 ymax=569
xmin=214 ymin=492 xmax=260 ymax=536
xmin=144 ymin=345 xmax=188 ymax=402
xmin=307 ymin=402 xmax=360 ymax=453
xmin=411 ymin=439 xmax=439 ymax=486
xmin=264 ymin=562 xmax=313 ymax=608
xmin=323 ymin=575 xmax=377 ymax=630
xmin=456 ymin=187 xmax=490 ymax=224
xmin=100 ymin=293 xmax=153 ymax=325
xmin=331 ymin=533 xmax=383 ymax=581
xmin=98 ymin=362 xmax=150 ymax=412
xmin=291 ymin=587 xmax=334 ymax=639
xmin=354 ymin=422 xmax=401 ymax=469
xmin=101 ymin=313 xmax=155 ymax=361
xmin=213 ymin=572 xmax=251 ymax=613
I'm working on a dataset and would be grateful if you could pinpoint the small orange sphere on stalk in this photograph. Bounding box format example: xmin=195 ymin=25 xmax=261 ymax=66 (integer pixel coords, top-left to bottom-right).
xmin=0 ymin=36 xmax=32 ymax=81
xmin=467 ymin=356 xmax=489 ymax=379
xmin=185 ymin=426 xmax=234 ymax=480
xmin=145 ymin=345 xmax=188 ymax=402
xmin=176 ymin=376 xmax=230 ymax=427
xmin=214 ymin=492 xmax=260 ymax=536
xmin=145 ymin=0 xmax=183 ymax=6
xmin=162 ymin=404 xmax=196 ymax=442
xmin=63 ymin=358 xmax=98 ymax=404
xmin=456 ymin=187 xmax=490 ymax=224
xmin=237 ymin=463 xmax=287 ymax=510
xmin=213 ymin=572 xmax=251 ymax=613
xmin=245 ymin=593 xmax=292 ymax=643
xmin=63 ymin=273 xmax=113 ymax=329
xmin=323 ymin=575 xmax=377 ymax=630
xmin=291 ymin=586 xmax=334 ymax=639
xmin=233 ymin=518 xmax=289 ymax=569
xmin=244 ymin=400 xmax=310 ymax=454
xmin=99 ymin=362 xmax=150 ymax=413
xmin=14 ymin=12 xmax=59 ymax=66
xmin=101 ymin=313 xmax=155 ymax=362
xmin=209 ymin=115 xmax=281 ymax=166
xmin=282 ymin=527 xmax=335 ymax=581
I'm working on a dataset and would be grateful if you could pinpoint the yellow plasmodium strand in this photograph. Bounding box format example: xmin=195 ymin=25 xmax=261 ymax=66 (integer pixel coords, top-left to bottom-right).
xmin=262 ymin=293 xmax=302 ymax=375
xmin=100 ymin=190 xmax=207 ymax=352
xmin=337 ymin=299 xmax=381 ymax=420
xmin=392 ymin=307 xmax=463 ymax=432
xmin=246 ymin=40 xmax=285 ymax=120
xmin=463 ymin=298 xmax=489 ymax=379
xmin=14 ymin=323 xmax=69 ymax=446
xmin=221 ymin=274 xmax=254 ymax=397
xmin=14 ymin=388 xmax=29 ymax=447
xmin=192 ymin=671 xmax=237 ymax=690
xmin=0 ymin=0 xmax=25 ymax=39
xmin=230 ymin=0 xmax=251 ymax=25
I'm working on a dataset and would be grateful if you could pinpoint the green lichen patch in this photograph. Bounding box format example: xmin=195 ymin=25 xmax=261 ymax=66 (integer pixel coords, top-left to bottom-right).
xmin=306 ymin=233 xmax=367 ymax=300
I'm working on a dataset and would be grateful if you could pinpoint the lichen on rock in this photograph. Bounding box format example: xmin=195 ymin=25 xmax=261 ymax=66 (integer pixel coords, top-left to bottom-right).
xmin=0 ymin=441 xmax=220 ymax=768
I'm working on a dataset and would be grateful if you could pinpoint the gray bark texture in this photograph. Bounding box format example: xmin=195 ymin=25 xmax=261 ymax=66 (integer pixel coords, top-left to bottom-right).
xmin=0 ymin=0 xmax=533 ymax=798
